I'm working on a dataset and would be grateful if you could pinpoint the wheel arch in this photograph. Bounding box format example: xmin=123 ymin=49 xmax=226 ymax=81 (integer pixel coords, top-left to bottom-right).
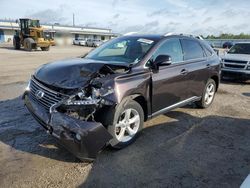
xmin=133 ymin=95 xmax=148 ymax=122
xmin=120 ymin=94 xmax=148 ymax=122
xmin=210 ymin=75 xmax=219 ymax=91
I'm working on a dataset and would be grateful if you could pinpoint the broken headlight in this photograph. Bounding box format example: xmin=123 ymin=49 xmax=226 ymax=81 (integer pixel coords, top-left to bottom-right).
xmin=63 ymin=86 xmax=114 ymax=106
xmin=64 ymin=95 xmax=100 ymax=106
xmin=57 ymin=87 xmax=115 ymax=121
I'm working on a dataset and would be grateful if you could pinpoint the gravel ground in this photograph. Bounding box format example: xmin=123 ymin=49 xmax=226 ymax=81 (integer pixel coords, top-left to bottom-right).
xmin=0 ymin=43 xmax=249 ymax=188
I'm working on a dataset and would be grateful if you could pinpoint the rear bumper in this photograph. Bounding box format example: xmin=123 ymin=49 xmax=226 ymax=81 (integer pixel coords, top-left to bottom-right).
xmin=221 ymin=68 xmax=250 ymax=79
xmin=23 ymin=93 xmax=112 ymax=160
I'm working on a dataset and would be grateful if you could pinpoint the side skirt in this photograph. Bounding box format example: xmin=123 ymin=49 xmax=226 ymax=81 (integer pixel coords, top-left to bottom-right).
xmin=148 ymin=96 xmax=201 ymax=119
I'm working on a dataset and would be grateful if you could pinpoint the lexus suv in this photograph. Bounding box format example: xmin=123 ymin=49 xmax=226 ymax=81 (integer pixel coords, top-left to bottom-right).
xmin=23 ymin=34 xmax=220 ymax=161
xmin=221 ymin=42 xmax=250 ymax=81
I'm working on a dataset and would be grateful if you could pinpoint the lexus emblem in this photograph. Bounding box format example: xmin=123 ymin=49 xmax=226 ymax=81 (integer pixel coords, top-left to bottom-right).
xmin=35 ymin=90 xmax=44 ymax=99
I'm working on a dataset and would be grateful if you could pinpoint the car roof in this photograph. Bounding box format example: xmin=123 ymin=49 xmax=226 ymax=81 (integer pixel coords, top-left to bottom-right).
xmin=120 ymin=34 xmax=200 ymax=41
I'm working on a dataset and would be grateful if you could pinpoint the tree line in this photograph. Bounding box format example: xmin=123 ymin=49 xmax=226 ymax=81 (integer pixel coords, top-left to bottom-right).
xmin=205 ymin=33 xmax=250 ymax=39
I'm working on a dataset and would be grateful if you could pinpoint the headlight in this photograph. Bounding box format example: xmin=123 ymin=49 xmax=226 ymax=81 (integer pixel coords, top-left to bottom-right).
xmin=25 ymin=80 xmax=31 ymax=91
xmin=63 ymin=86 xmax=114 ymax=106
xmin=77 ymin=91 xmax=85 ymax=99
xmin=92 ymin=88 xmax=101 ymax=98
xmin=65 ymin=99 xmax=100 ymax=105
xmin=99 ymin=87 xmax=114 ymax=97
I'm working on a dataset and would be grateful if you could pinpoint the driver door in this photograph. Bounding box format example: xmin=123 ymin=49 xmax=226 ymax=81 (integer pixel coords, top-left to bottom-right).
xmin=151 ymin=38 xmax=190 ymax=114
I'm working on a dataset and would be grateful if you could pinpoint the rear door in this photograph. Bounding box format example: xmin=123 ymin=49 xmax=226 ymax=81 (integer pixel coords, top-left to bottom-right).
xmin=180 ymin=39 xmax=210 ymax=98
xmin=151 ymin=38 xmax=190 ymax=114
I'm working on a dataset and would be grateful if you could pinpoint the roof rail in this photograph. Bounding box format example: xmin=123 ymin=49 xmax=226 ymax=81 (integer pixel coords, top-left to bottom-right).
xmin=164 ymin=33 xmax=204 ymax=40
xmin=123 ymin=32 xmax=138 ymax=36
xmin=164 ymin=32 xmax=175 ymax=36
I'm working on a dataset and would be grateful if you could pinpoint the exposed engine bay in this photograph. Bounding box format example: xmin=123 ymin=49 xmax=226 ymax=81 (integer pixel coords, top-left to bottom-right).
xmin=51 ymin=64 xmax=130 ymax=123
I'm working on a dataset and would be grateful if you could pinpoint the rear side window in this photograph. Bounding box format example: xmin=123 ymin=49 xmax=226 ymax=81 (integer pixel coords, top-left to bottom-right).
xmin=203 ymin=46 xmax=213 ymax=56
xmin=181 ymin=39 xmax=205 ymax=60
xmin=202 ymin=41 xmax=214 ymax=56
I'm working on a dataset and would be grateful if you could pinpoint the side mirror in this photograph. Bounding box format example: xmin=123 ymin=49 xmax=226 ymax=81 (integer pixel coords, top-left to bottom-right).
xmin=154 ymin=55 xmax=172 ymax=66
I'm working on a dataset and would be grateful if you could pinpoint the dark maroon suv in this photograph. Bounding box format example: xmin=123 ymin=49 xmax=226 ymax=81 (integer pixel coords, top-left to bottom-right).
xmin=23 ymin=34 xmax=220 ymax=160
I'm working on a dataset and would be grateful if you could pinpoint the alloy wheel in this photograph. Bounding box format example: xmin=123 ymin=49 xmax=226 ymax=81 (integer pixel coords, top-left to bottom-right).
xmin=115 ymin=108 xmax=140 ymax=142
xmin=204 ymin=83 xmax=215 ymax=105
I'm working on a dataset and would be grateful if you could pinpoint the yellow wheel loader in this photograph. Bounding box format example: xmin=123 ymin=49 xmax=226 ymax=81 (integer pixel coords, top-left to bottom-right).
xmin=13 ymin=19 xmax=50 ymax=51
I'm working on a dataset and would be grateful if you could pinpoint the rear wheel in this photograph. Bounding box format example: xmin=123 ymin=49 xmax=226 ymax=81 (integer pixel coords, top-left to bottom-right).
xmin=13 ymin=36 xmax=20 ymax=49
xmin=107 ymin=100 xmax=144 ymax=149
xmin=196 ymin=79 xmax=216 ymax=108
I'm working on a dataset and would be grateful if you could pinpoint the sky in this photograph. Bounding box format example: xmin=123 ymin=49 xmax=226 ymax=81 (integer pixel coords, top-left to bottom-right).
xmin=0 ymin=0 xmax=249 ymax=36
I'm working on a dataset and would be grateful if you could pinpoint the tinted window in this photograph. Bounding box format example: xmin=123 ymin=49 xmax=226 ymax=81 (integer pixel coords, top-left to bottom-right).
xmin=201 ymin=41 xmax=214 ymax=56
xmin=152 ymin=38 xmax=183 ymax=63
xmin=228 ymin=43 xmax=250 ymax=54
xmin=181 ymin=39 xmax=204 ymax=60
xmin=203 ymin=46 xmax=213 ymax=56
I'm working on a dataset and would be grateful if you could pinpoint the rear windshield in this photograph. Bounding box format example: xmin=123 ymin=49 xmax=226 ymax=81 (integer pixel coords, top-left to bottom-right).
xmin=228 ymin=43 xmax=250 ymax=54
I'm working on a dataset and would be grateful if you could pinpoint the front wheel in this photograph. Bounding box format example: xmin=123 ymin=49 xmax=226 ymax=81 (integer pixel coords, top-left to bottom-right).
xmin=108 ymin=100 xmax=144 ymax=149
xmin=196 ymin=79 xmax=216 ymax=108
xmin=41 ymin=46 xmax=50 ymax=51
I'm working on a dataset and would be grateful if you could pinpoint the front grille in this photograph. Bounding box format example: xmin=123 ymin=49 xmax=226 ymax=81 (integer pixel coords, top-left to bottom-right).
xmin=224 ymin=59 xmax=248 ymax=64
xmin=223 ymin=59 xmax=248 ymax=69
xmin=224 ymin=64 xmax=245 ymax=69
xmin=29 ymin=78 xmax=69 ymax=111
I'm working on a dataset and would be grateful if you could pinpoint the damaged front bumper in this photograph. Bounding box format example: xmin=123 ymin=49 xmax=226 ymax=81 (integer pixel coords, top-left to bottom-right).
xmin=23 ymin=93 xmax=113 ymax=160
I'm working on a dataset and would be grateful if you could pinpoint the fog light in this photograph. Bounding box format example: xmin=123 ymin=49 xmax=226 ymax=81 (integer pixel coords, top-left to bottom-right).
xmin=75 ymin=133 xmax=81 ymax=141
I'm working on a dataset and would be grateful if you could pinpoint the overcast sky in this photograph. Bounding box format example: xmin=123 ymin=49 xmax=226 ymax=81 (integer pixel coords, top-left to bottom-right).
xmin=0 ymin=0 xmax=249 ymax=36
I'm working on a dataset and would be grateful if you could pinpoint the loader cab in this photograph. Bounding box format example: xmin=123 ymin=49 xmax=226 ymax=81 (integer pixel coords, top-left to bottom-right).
xmin=19 ymin=19 xmax=40 ymax=36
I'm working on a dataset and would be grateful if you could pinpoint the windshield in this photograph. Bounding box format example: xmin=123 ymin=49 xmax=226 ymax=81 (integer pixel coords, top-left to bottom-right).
xmin=228 ymin=43 xmax=250 ymax=54
xmin=29 ymin=20 xmax=40 ymax=27
xmin=85 ymin=36 xmax=155 ymax=64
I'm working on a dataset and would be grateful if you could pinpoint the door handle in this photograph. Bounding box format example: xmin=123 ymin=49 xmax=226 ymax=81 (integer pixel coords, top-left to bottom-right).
xmin=180 ymin=69 xmax=188 ymax=75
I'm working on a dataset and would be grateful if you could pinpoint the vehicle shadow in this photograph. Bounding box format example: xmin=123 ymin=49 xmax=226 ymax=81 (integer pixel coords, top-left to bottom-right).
xmin=242 ymin=92 xmax=250 ymax=97
xmin=0 ymin=44 xmax=27 ymax=51
xmin=221 ymin=78 xmax=250 ymax=85
xmin=0 ymin=45 xmax=44 ymax=52
xmin=1 ymin=97 xmax=250 ymax=187
xmin=0 ymin=96 xmax=81 ymax=163
xmin=80 ymin=112 xmax=250 ymax=188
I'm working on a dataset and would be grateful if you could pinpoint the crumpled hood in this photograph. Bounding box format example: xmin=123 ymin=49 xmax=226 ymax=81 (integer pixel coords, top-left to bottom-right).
xmin=34 ymin=58 xmax=128 ymax=89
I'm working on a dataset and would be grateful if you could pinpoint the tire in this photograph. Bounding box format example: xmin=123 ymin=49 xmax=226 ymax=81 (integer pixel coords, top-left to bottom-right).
xmin=23 ymin=38 xmax=35 ymax=51
xmin=196 ymin=79 xmax=216 ymax=108
xmin=107 ymin=99 xmax=144 ymax=149
xmin=41 ymin=46 xmax=50 ymax=51
xmin=13 ymin=36 xmax=20 ymax=49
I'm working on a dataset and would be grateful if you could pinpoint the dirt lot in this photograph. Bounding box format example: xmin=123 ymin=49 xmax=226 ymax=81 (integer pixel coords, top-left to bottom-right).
xmin=0 ymin=43 xmax=249 ymax=188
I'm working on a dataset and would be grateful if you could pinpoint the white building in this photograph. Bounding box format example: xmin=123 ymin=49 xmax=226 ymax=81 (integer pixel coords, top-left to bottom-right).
xmin=0 ymin=19 xmax=117 ymax=44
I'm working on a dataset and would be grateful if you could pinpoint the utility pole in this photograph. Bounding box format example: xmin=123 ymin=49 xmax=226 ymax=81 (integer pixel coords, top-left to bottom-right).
xmin=73 ymin=13 xmax=75 ymax=27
